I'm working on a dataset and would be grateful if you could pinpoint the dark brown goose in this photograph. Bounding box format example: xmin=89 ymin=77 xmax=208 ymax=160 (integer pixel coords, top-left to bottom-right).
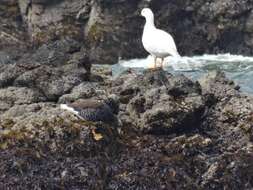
xmin=60 ymin=98 xmax=119 ymax=125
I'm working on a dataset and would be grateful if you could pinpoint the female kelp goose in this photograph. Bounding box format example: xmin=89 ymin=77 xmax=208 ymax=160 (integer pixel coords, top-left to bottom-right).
xmin=60 ymin=97 xmax=119 ymax=126
xmin=141 ymin=8 xmax=180 ymax=68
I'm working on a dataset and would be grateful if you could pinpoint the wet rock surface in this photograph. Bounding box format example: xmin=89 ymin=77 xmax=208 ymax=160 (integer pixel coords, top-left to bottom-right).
xmin=0 ymin=106 xmax=121 ymax=189
xmin=0 ymin=38 xmax=90 ymax=102
xmin=111 ymin=69 xmax=253 ymax=190
xmin=18 ymin=0 xmax=253 ymax=62
xmin=2 ymin=1 xmax=253 ymax=65
xmin=0 ymin=1 xmax=253 ymax=189
xmin=0 ymin=66 xmax=252 ymax=189
xmin=111 ymin=69 xmax=205 ymax=134
xmin=0 ymin=0 xmax=28 ymax=64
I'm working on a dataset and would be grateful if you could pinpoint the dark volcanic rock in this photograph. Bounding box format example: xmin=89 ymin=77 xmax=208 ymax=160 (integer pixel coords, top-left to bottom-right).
xmin=15 ymin=0 xmax=253 ymax=65
xmin=0 ymin=105 xmax=121 ymax=189
xmin=108 ymin=133 xmax=253 ymax=190
xmin=0 ymin=64 xmax=26 ymax=88
xmin=112 ymin=69 xmax=205 ymax=134
xmin=199 ymin=71 xmax=253 ymax=143
xmin=18 ymin=0 xmax=92 ymax=45
xmin=1 ymin=0 xmax=253 ymax=65
xmin=0 ymin=67 xmax=252 ymax=189
xmin=0 ymin=0 xmax=28 ymax=63
xmin=16 ymin=38 xmax=89 ymax=68
xmin=199 ymin=70 xmax=241 ymax=101
xmin=84 ymin=0 xmax=144 ymax=64
xmin=108 ymin=69 xmax=253 ymax=190
xmin=14 ymin=64 xmax=87 ymax=101
xmin=58 ymin=82 xmax=104 ymax=103
xmin=149 ymin=0 xmax=253 ymax=55
xmin=0 ymin=38 xmax=90 ymax=102
xmin=0 ymin=87 xmax=45 ymax=113
xmin=0 ymin=0 xmax=253 ymax=188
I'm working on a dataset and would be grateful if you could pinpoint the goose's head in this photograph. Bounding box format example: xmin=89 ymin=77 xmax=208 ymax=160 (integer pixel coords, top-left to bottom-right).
xmin=141 ymin=8 xmax=154 ymax=19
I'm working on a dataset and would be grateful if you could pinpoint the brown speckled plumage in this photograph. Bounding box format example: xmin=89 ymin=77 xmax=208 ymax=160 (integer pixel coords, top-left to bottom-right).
xmin=69 ymin=99 xmax=105 ymax=110
xmin=66 ymin=99 xmax=118 ymax=124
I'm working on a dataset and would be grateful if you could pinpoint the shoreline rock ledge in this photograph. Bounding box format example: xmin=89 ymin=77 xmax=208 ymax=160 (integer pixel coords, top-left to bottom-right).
xmin=1 ymin=64 xmax=252 ymax=189
xmin=2 ymin=1 xmax=253 ymax=65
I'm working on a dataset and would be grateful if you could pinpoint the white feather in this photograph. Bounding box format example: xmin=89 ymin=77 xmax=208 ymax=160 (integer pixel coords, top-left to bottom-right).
xmin=60 ymin=104 xmax=79 ymax=115
xmin=141 ymin=8 xmax=180 ymax=58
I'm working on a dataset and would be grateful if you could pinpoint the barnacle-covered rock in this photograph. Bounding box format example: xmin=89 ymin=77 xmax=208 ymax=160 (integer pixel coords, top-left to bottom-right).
xmin=112 ymin=68 xmax=205 ymax=134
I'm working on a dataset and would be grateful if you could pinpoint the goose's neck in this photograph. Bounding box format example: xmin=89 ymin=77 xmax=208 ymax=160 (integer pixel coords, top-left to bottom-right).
xmin=144 ymin=16 xmax=156 ymax=30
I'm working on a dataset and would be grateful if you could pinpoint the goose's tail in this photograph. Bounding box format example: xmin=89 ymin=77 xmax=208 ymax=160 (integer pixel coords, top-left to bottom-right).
xmin=60 ymin=104 xmax=78 ymax=115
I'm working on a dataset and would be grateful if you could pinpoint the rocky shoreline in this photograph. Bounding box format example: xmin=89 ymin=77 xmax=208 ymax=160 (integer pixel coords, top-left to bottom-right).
xmin=0 ymin=0 xmax=253 ymax=189
xmin=2 ymin=1 xmax=253 ymax=64
xmin=0 ymin=38 xmax=252 ymax=189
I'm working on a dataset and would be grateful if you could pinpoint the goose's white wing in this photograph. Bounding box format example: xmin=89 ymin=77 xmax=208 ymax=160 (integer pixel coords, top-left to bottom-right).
xmin=142 ymin=28 xmax=180 ymax=57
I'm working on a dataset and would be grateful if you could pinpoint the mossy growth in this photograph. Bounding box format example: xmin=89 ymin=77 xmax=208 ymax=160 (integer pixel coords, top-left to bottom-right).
xmin=87 ymin=22 xmax=104 ymax=42
xmin=1 ymin=118 xmax=15 ymax=129
xmin=0 ymin=3 xmax=19 ymax=18
xmin=7 ymin=5 xmax=19 ymax=15
xmin=34 ymin=30 xmax=53 ymax=46
xmin=217 ymin=16 xmax=240 ymax=30
xmin=223 ymin=110 xmax=238 ymax=123
xmin=0 ymin=112 xmax=120 ymax=157
xmin=34 ymin=23 xmax=82 ymax=46
xmin=239 ymin=115 xmax=253 ymax=138
xmin=0 ymin=119 xmax=27 ymax=150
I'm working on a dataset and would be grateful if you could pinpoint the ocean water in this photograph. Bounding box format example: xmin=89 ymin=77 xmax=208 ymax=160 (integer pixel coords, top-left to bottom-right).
xmin=112 ymin=54 xmax=253 ymax=94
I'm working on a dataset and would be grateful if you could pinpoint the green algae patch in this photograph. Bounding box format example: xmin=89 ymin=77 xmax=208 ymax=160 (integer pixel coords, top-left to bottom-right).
xmin=33 ymin=23 xmax=83 ymax=46
xmin=0 ymin=108 xmax=120 ymax=156
xmin=0 ymin=2 xmax=20 ymax=18
xmin=87 ymin=22 xmax=105 ymax=42
xmin=239 ymin=114 xmax=253 ymax=140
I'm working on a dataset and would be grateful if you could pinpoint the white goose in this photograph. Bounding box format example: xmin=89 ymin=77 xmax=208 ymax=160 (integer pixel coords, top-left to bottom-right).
xmin=141 ymin=8 xmax=180 ymax=68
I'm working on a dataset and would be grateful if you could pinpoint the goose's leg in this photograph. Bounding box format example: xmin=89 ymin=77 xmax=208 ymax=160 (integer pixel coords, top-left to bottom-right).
xmin=161 ymin=58 xmax=164 ymax=69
